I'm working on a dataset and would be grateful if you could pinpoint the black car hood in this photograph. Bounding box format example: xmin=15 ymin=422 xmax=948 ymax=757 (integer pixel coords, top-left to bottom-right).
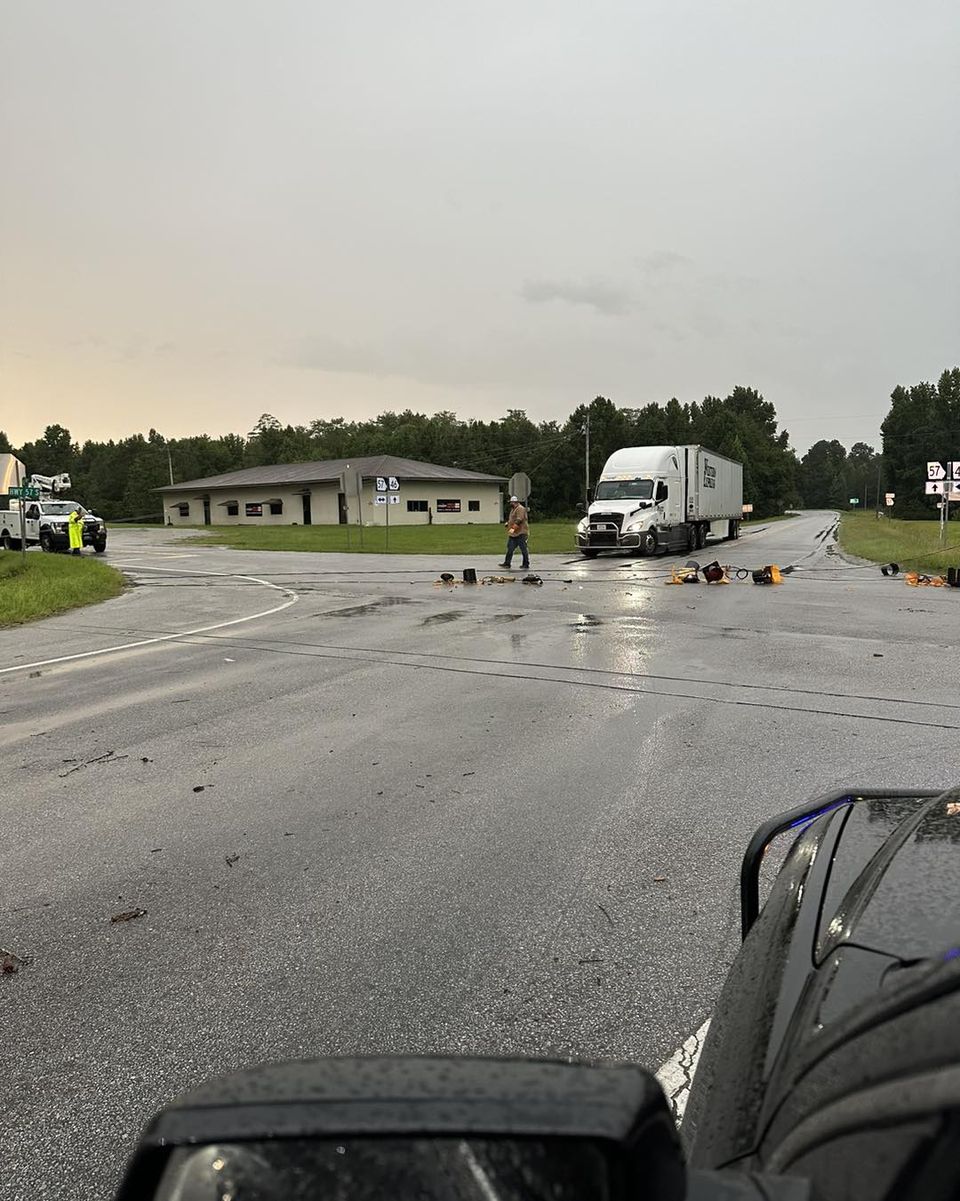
xmin=815 ymin=792 xmax=960 ymax=965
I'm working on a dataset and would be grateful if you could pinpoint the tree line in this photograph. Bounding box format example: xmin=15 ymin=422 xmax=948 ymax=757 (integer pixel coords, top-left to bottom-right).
xmin=1 ymin=370 xmax=955 ymax=522
xmin=797 ymin=368 xmax=959 ymax=518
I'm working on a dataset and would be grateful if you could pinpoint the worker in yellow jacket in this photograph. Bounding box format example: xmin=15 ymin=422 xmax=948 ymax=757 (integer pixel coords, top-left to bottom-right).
xmin=68 ymin=509 xmax=84 ymax=555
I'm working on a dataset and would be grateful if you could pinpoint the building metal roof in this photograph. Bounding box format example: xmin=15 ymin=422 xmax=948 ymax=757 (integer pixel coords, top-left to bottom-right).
xmin=157 ymin=455 xmax=507 ymax=493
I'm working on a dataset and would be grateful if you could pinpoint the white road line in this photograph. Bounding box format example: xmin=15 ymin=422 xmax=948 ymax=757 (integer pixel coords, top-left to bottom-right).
xmin=655 ymin=1019 xmax=711 ymax=1123
xmin=0 ymin=564 xmax=299 ymax=677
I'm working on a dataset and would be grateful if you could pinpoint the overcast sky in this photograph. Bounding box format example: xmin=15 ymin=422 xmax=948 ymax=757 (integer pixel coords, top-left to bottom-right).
xmin=1 ymin=1 xmax=957 ymax=453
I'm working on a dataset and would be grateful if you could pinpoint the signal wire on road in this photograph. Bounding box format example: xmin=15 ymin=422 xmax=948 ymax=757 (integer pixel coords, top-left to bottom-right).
xmin=23 ymin=615 xmax=960 ymax=730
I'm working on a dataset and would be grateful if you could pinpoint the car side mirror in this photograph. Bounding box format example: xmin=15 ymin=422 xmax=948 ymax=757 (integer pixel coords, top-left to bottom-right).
xmin=115 ymin=1057 xmax=687 ymax=1201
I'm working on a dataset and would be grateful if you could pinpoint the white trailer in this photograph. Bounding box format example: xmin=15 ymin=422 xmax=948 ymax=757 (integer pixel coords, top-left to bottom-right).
xmin=576 ymin=444 xmax=743 ymax=556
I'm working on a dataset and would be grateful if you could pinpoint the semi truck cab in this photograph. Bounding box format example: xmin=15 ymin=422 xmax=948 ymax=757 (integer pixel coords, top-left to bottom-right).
xmin=577 ymin=445 xmax=743 ymax=557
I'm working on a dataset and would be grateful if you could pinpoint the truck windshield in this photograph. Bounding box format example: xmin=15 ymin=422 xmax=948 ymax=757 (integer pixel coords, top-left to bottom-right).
xmin=41 ymin=502 xmax=85 ymax=516
xmin=594 ymin=479 xmax=653 ymax=501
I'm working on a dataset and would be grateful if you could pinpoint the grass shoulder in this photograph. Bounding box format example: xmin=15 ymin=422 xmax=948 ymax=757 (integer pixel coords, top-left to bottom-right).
xmin=188 ymin=521 xmax=578 ymax=555
xmin=0 ymin=553 xmax=125 ymax=627
xmin=839 ymin=512 xmax=960 ymax=574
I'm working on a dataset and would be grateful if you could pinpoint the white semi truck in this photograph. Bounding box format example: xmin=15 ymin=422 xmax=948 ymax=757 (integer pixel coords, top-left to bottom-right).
xmin=576 ymin=444 xmax=743 ymax=557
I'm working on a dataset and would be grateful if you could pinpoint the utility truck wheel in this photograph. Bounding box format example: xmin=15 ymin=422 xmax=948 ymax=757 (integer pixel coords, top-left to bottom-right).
xmin=579 ymin=549 xmax=599 ymax=558
xmin=642 ymin=530 xmax=658 ymax=556
xmin=40 ymin=532 xmax=54 ymax=552
xmin=2 ymin=534 xmax=20 ymax=551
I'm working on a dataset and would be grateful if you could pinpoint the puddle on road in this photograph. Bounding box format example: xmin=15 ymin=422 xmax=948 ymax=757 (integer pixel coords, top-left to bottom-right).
xmin=320 ymin=597 xmax=415 ymax=617
xmin=571 ymin=614 xmax=604 ymax=632
xmin=481 ymin=614 xmax=525 ymax=624
xmin=421 ymin=611 xmax=469 ymax=626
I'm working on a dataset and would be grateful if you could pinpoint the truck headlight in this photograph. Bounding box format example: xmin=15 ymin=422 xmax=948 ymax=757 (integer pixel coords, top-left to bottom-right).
xmin=623 ymin=519 xmax=646 ymax=532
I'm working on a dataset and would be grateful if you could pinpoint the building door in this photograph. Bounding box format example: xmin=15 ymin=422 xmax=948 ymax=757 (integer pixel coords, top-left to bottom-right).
xmin=337 ymin=492 xmax=347 ymax=524
xmin=302 ymin=493 xmax=312 ymax=525
xmin=202 ymin=498 xmax=211 ymax=526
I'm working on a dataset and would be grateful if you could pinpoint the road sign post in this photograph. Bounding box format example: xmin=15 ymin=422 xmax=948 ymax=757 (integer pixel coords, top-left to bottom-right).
xmin=376 ymin=476 xmax=400 ymax=549
xmin=14 ymin=462 xmax=27 ymax=559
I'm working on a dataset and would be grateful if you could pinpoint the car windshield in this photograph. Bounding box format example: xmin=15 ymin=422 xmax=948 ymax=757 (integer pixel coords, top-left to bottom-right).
xmin=594 ymin=478 xmax=654 ymax=501
xmin=41 ymin=502 xmax=84 ymax=516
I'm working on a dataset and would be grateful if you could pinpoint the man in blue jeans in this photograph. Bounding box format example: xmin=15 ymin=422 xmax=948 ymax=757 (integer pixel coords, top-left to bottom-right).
xmin=498 ymin=496 xmax=530 ymax=570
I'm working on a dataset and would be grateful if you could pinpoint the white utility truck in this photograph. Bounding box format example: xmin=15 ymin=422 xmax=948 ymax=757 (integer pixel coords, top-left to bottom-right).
xmin=0 ymin=458 xmax=107 ymax=553
xmin=576 ymin=445 xmax=743 ymax=557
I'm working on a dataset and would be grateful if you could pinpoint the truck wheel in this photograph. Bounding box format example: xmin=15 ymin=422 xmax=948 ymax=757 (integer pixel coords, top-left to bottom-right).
xmin=642 ymin=530 xmax=658 ymax=555
xmin=94 ymin=540 xmax=107 ymax=554
xmin=686 ymin=525 xmax=698 ymax=553
xmin=1 ymin=533 xmax=20 ymax=551
xmin=728 ymin=520 xmax=740 ymax=541
xmin=579 ymin=549 xmax=599 ymax=558
xmin=695 ymin=524 xmax=707 ymax=550
xmin=39 ymin=532 xmax=54 ymax=552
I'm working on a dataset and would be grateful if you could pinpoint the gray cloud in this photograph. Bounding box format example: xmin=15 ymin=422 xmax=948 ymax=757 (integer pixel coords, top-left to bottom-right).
xmin=520 ymin=278 xmax=632 ymax=316
xmin=635 ymin=251 xmax=691 ymax=275
xmin=1 ymin=0 xmax=957 ymax=452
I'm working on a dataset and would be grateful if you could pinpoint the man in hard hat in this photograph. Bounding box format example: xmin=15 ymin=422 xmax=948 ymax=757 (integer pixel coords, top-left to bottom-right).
xmin=68 ymin=508 xmax=84 ymax=556
xmin=498 ymin=496 xmax=530 ymax=570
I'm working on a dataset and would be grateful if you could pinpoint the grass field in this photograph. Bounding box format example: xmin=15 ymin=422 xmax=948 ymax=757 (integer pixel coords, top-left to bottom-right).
xmin=0 ymin=553 xmax=125 ymax=627
xmin=191 ymin=521 xmax=580 ymax=555
xmin=839 ymin=512 xmax=960 ymax=574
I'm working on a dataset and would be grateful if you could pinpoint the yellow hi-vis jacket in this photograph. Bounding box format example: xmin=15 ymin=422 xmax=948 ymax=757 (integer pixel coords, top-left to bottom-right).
xmin=68 ymin=510 xmax=84 ymax=550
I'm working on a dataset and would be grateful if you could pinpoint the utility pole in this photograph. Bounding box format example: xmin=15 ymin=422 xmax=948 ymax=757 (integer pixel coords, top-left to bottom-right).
xmin=582 ymin=411 xmax=591 ymax=504
xmin=167 ymin=446 xmax=174 ymax=486
xmin=875 ymin=460 xmax=881 ymax=518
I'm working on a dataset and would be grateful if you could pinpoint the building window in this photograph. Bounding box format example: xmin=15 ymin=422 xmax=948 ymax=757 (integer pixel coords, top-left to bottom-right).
xmin=245 ymin=502 xmax=263 ymax=517
xmin=436 ymin=499 xmax=461 ymax=513
xmin=177 ymin=503 xmax=190 ymax=518
xmin=407 ymin=499 xmax=428 ymax=512
xmin=226 ymin=502 xmax=239 ymax=517
xmin=468 ymin=500 xmax=480 ymax=512
xmin=269 ymin=500 xmax=283 ymax=515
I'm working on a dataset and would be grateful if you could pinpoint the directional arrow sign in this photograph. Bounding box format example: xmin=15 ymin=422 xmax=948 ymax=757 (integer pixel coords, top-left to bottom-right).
xmin=926 ymin=481 xmax=946 ymax=495
xmin=927 ymin=461 xmax=946 ymax=480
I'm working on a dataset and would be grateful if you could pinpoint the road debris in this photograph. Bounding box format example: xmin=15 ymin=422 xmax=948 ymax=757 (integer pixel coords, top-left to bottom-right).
xmin=150 ymin=847 xmax=162 ymax=853
xmin=110 ymin=908 xmax=147 ymax=923
xmin=1 ymin=948 xmax=32 ymax=975
xmin=225 ymin=853 xmax=240 ymax=867
xmin=192 ymin=785 xmax=206 ymax=793
xmin=654 ymin=876 xmax=667 ymax=883
xmin=597 ymin=903 xmax=614 ymax=925
xmin=59 ymin=750 xmax=127 ymax=778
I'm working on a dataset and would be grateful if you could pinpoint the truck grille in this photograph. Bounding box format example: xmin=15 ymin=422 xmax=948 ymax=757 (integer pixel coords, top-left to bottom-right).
xmin=590 ymin=512 xmax=624 ymax=529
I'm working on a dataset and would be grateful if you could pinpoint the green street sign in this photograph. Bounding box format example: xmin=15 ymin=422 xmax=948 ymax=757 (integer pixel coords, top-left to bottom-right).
xmin=9 ymin=486 xmax=40 ymax=500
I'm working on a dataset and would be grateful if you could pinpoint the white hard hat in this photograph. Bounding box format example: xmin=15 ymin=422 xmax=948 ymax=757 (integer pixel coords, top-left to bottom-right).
xmin=510 ymin=495 xmax=519 ymax=502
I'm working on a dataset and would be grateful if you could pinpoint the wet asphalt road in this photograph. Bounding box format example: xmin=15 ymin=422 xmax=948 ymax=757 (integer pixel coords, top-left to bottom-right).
xmin=2 ymin=512 xmax=959 ymax=1199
